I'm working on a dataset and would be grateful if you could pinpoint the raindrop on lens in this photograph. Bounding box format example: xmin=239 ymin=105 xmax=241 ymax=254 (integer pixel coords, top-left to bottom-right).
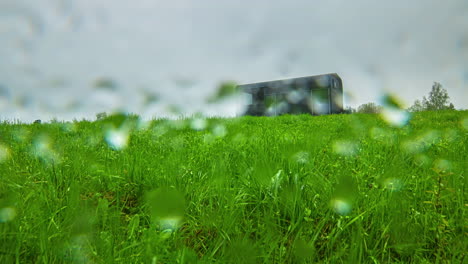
xmin=212 ymin=125 xmax=227 ymax=137
xmin=32 ymin=135 xmax=60 ymax=163
xmin=136 ymin=119 xmax=151 ymax=130
xmin=293 ymin=151 xmax=309 ymax=164
xmin=443 ymin=129 xmax=458 ymax=143
xmin=190 ymin=117 xmax=207 ymax=131
xmin=159 ymin=217 xmax=182 ymax=232
xmin=286 ymin=90 xmax=304 ymax=104
xmin=380 ymin=108 xmax=410 ymax=127
xmin=104 ymin=128 xmax=129 ymax=150
xmin=0 ymin=144 xmax=10 ymax=162
xmin=461 ymin=117 xmax=468 ymax=130
xmin=370 ymin=127 xmax=395 ymax=144
xmin=434 ymin=159 xmax=451 ymax=172
xmin=168 ymin=119 xmax=187 ymax=130
xmin=401 ymin=130 xmax=440 ymax=154
xmin=383 ymin=178 xmax=402 ymax=192
xmin=203 ymin=134 xmax=215 ymax=144
xmin=414 ymin=154 xmax=431 ymax=167
xmin=332 ymin=140 xmax=358 ymax=156
xmin=331 ymin=199 xmax=352 ymax=215
xmin=0 ymin=207 xmax=17 ymax=222
xmin=147 ymin=188 xmax=185 ymax=232
xmin=379 ymin=94 xmax=410 ymax=127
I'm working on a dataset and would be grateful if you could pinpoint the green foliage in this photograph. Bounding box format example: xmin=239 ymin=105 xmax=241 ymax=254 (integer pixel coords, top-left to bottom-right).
xmin=0 ymin=111 xmax=466 ymax=263
xmin=357 ymin=102 xmax=382 ymax=113
xmin=141 ymin=90 xmax=160 ymax=106
xmin=207 ymin=81 xmax=239 ymax=103
xmin=408 ymin=99 xmax=424 ymax=112
xmin=93 ymin=77 xmax=118 ymax=91
xmin=96 ymin=112 xmax=107 ymax=120
xmin=381 ymin=94 xmax=405 ymax=109
xmin=409 ymin=82 xmax=455 ymax=112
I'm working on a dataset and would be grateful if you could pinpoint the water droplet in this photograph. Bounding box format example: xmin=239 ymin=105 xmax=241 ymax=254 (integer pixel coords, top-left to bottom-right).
xmin=168 ymin=119 xmax=187 ymax=130
xmin=266 ymin=101 xmax=289 ymax=116
xmin=370 ymin=127 xmax=396 ymax=144
xmin=11 ymin=127 xmax=30 ymax=143
xmin=434 ymin=159 xmax=451 ymax=172
xmin=141 ymin=89 xmax=160 ymax=106
xmin=159 ymin=217 xmax=182 ymax=232
xmin=166 ymin=104 xmax=182 ymax=116
xmin=380 ymin=94 xmax=405 ymax=109
xmin=461 ymin=117 xmax=468 ymax=130
xmin=207 ymin=81 xmax=238 ymax=103
xmin=331 ymin=199 xmax=352 ymax=215
xmin=32 ymin=135 xmax=60 ymax=163
xmin=152 ymin=123 xmax=169 ymax=137
xmin=292 ymin=151 xmax=309 ymax=164
xmin=383 ymin=178 xmax=403 ymax=192
xmin=170 ymin=137 xmax=185 ymax=150
xmin=0 ymin=144 xmax=11 ymax=162
xmin=15 ymin=95 xmax=33 ymax=108
xmin=401 ymin=130 xmax=440 ymax=154
xmin=64 ymin=235 xmax=91 ymax=263
xmin=0 ymin=207 xmax=17 ymax=222
xmin=380 ymin=108 xmax=410 ymax=127
xmin=203 ymin=134 xmax=215 ymax=144
xmin=212 ymin=125 xmax=227 ymax=137
xmin=136 ymin=119 xmax=151 ymax=130
xmin=0 ymin=85 xmax=10 ymax=98
xmin=413 ymin=154 xmax=431 ymax=167
xmin=293 ymin=239 xmax=315 ymax=259
xmin=308 ymin=97 xmax=329 ymax=115
xmin=286 ymin=90 xmax=304 ymax=104
xmin=147 ymin=188 xmax=185 ymax=231
xmin=190 ymin=117 xmax=207 ymax=131
xmin=379 ymin=94 xmax=410 ymax=127
xmin=60 ymin=123 xmax=77 ymax=133
xmin=443 ymin=129 xmax=459 ymax=143
xmin=401 ymin=140 xmax=423 ymax=154
xmin=104 ymin=128 xmax=129 ymax=150
xmin=92 ymin=77 xmax=118 ymax=91
xmin=332 ymin=140 xmax=358 ymax=156
xmin=232 ymin=133 xmax=246 ymax=144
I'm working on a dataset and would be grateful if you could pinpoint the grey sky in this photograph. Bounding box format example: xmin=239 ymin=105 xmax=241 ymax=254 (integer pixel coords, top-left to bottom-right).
xmin=1 ymin=0 xmax=467 ymax=122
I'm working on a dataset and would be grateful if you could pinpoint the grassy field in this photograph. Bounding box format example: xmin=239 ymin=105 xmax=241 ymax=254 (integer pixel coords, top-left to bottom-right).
xmin=0 ymin=110 xmax=467 ymax=263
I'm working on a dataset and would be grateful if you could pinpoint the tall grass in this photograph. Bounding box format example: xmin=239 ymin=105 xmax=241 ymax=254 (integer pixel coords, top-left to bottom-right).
xmin=0 ymin=110 xmax=466 ymax=263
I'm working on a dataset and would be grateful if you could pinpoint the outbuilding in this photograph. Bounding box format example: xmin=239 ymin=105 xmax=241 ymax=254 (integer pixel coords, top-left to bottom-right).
xmin=239 ymin=73 xmax=343 ymax=116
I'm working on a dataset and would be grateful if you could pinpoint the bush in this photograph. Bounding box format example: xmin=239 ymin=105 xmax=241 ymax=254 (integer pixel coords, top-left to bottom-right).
xmin=96 ymin=112 xmax=108 ymax=120
xmin=357 ymin=102 xmax=382 ymax=114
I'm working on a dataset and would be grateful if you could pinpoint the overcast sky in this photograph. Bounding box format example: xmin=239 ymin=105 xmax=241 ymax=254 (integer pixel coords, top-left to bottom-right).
xmin=1 ymin=0 xmax=467 ymax=122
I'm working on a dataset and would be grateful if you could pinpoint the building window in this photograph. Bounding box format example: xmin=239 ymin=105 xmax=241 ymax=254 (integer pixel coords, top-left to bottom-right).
xmin=244 ymin=93 xmax=253 ymax=105
xmin=311 ymin=88 xmax=330 ymax=115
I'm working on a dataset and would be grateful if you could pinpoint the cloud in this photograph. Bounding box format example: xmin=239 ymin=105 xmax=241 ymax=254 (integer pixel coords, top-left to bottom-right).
xmin=0 ymin=0 xmax=467 ymax=121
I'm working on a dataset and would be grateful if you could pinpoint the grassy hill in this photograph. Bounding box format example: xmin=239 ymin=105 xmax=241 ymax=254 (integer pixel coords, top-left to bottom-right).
xmin=0 ymin=111 xmax=467 ymax=263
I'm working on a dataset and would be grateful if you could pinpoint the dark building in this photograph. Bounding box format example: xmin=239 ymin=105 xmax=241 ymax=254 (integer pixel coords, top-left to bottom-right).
xmin=239 ymin=73 xmax=343 ymax=116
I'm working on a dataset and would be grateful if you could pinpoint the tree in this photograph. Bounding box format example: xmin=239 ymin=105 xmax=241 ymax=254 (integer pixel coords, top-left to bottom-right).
xmin=96 ymin=112 xmax=108 ymax=120
xmin=408 ymin=99 xmax=424 ymax=112
xmin=409 ymin=82 xmax=454 ymax=112
xmin=357 ymin=102 xmax=382 ymax=114
xmin=344 ymin=106 xmax=356 ymax=114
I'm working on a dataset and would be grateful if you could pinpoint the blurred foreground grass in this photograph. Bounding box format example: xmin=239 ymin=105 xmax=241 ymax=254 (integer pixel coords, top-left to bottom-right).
xmin=0 ymin=110 xmax=467 ymax=263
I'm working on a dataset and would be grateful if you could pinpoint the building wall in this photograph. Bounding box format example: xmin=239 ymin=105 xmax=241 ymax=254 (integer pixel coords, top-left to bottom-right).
xmin=242 ymin=74 xmax=343 ymax=116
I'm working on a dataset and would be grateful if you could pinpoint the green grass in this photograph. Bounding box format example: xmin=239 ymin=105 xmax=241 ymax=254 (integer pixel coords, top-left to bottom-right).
xmin=0 ymin=110 xmax=466 ymax=263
